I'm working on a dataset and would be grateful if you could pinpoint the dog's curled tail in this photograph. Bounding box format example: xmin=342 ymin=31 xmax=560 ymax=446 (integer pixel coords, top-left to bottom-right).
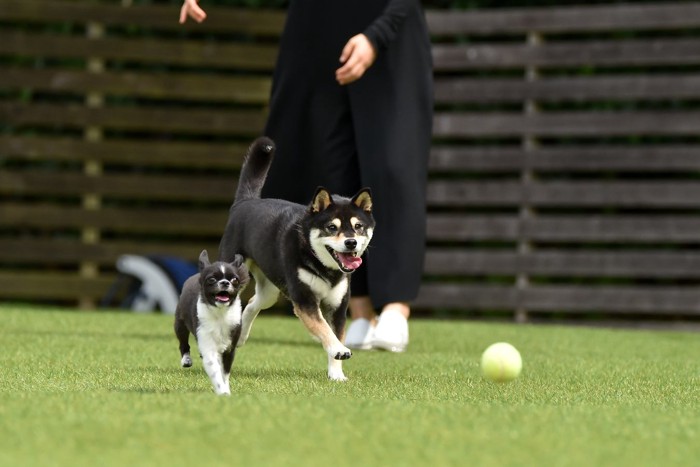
xmin=235 ymin=136 xmax=276 ymax=203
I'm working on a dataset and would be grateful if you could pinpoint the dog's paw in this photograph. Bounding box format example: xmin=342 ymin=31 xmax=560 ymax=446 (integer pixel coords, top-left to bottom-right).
xmin=334 ymin=351 xmax=352 ymax=360
xmin=329 ymin=344 xmax=352 ymax=360
xmin=181 ymin=354 xmax=193 ymax=368
xmin=214 ymin=382 xmax=231 ymax=396
xmin=328 ymin=367 xmax=348 ymax=382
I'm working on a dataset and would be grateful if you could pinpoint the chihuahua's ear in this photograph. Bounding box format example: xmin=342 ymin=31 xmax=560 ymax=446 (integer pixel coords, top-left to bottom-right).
xmin=352 ymin=188 xmax=373 ymax=213
xmin=310 ymin=187 xmax=333 ymax=213
xmin=198 ymin=249 xmax=210 ymax=272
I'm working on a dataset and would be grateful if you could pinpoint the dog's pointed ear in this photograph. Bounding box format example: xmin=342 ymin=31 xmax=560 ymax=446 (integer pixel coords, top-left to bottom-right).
xmin=352 ymin=188 xmax=373 ymax=213
xmin=310 ymin=187 xmax=333 ymax=213
xmin=231 ymin=254 xmax=245 ymax=268
xmin=232 ymin=255 xmax=250 ymax=285
xmin=198 ymin=249 xmax=210 ymax=272
xmin=231 ymin=255 xmax=250 ymax=283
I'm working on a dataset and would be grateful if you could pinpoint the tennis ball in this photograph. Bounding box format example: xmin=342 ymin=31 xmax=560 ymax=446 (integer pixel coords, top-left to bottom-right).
xmin=481 ymin=342 xmax=522 ymax=382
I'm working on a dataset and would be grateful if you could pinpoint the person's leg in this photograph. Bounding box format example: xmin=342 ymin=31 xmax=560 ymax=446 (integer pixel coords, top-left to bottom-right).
xmin=345 ymin=259 xmax=378 ymax=350
xmin=344 ymin=295 xmax=377 ymax=350
xmin=349 ymin=296 xmax=377 ymax=322
xmin=382 ymin=302 xmax=410 ymax=319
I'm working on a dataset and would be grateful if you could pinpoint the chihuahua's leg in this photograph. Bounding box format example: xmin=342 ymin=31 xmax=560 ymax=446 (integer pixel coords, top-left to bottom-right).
xmin=174 ymin=317 xmax=192 ymax=368
xmin=293 ymin=303 xmax=351 ymax=381
xmin=221 ymin=348 xmax=234 ymax=394
xmin=221 ymin=327 xmax=241 ymax=393
xmin=238 ymin=265 xmax=279 ymax=347
xmin=197 ymin=334 xmax=229 ymax=396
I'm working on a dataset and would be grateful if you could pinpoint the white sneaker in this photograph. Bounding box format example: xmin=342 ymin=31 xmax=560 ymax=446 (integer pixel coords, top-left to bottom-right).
xmin=344 ymin=318 xmax=375 ymax=350
xmin=372 ymin=309 xmax=408 ymax=352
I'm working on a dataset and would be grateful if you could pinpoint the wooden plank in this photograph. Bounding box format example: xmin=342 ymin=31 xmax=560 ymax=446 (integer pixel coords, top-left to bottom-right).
xmin=425 ymin=249 xmax=700 ymax=278
xmin=427 ymin=3 xmax=700 ymax=35
xmin=0 ymin=31 xmax=278 ymax=70
xmin=415 ymin=283 xmax=517 ymax=310
xmin=426 ymin=214 xmax=700 ymax=243
xmin=427 ymin=180 xmax=521 ymax=206
xmin=8 ymin=33 xmax=700 ymax=73
xmin=1 ymin=103 xmax=267 ymax=136
xmin=0 ymin=202 xmax=229 ymax=234
xmin=416 ymin=283 xmax=700 ymax=314
xmin=427 ymin=214 xmax=520 ymax=242
xmin=13 ymin=65 xmax=700 ymax=104
xmin=0 ymin=271 xmax=114 ymax=300
xmin=432 ymin=39 xmax=700 ymax=71
xmin=429 ymin=146 xmax=700 ymax=173
xmin=0 ymin=68 xmax=271 ymax=104
xmin=527 ymin=182 xmax=700 ymax=208
xmin=6 ymin=1 xmax=700 ymax=38
xmin=0 ymin=238 xmax=218 ymax=265
xmin=0 ymin=0 xmax=285 ymax=36
xmin=523 ymin=285 xmax=700 ymax=314
xmin=44 ymin=227 xmax=700 ymax=280
xmin=433 ymin=111 xmax=700 ymax=137
xmin=525 ymin=216 xmax=700 ymax=243
xmin=0 ymin=136 xmax=248 ymax=169
xmin=434 ymin=75 xmax=700 ymax=104
xmin=427 ymin=180 xmax=700 ymax=208
xmin=0 ymin=171 xmax=236 ymax=202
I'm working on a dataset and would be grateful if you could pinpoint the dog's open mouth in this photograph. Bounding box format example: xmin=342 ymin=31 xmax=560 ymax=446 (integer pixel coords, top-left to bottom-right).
xmin=326 ymin=247 xmax=362 ymax=272
xmin=215 ymin=292 xmax=231 ymax=303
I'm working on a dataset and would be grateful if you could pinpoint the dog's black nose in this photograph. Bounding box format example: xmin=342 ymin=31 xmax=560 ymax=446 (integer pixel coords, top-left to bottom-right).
xmin=220 ymin=280 xmax=230 ymax=287
xmin=344 ymin=238 xmax=357 ymax=250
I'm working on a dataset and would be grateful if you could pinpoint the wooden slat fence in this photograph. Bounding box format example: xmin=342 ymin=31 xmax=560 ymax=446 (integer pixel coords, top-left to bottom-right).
xmin=0 ymin=0 xmax=276 ymax=308
xmin=425 ymin=1 xmax=700 ymax=322
xmin=3 ymin=0 xmax=700 ymax=323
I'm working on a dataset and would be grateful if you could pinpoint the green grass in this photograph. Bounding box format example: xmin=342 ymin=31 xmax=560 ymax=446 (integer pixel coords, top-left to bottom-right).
xmin=1 ymin=304 xmax=698 ymax=467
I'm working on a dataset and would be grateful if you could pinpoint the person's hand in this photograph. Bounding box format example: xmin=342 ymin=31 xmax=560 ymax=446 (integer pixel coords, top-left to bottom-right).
xmin=179 ymin=0 xmax=207 ymax=24
xmin=336 ymin=34 xmax=377 ymax=85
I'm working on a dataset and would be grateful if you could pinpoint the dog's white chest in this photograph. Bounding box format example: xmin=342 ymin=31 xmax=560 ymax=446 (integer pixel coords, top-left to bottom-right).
xmin=297 ymin=268 xmax=348 ymax=309
xmin=196 ymin=298 xmax=242 ymax=353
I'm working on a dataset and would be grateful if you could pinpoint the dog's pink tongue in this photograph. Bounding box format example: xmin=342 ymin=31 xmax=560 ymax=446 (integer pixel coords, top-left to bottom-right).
xmin=216 ymin=293 xmax=230 ymax=302
xmin=339 ymin=253 xmax=362 ymax=270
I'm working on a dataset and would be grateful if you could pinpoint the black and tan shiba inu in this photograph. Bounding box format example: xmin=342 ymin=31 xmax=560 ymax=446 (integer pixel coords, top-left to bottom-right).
xmin=173 ymin=250 xmax=249 ymax=395
xmin=218 ymin=137 xmax=375 ymax=381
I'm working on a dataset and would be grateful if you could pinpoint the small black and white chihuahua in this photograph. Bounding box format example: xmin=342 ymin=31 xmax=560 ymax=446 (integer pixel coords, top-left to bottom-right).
xmin=173 ymin=249 xmax=249 ymax=395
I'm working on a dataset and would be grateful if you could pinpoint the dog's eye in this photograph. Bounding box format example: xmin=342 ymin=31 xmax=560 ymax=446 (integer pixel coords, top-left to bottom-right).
xmin=326 ymin=223 xmax=338 ymax=233
xmin=354 ymin=222 xmax=364 ymax=231
xmin=231 ymin=277 xmax=239 ymax=286
xmin=207 ymin=277 xmax=217 ymax=285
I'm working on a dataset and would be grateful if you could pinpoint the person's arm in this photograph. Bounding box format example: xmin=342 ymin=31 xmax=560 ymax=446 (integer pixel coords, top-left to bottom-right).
xmin=179 ymin=0 xmax=207 ymax=24
xmin=362 ymin=0 xmax=417 ymax=53
xmin=335 ymin=0 xmax=418 ymax=86
xmin=336 ymin=34 xmax=377 ymax=86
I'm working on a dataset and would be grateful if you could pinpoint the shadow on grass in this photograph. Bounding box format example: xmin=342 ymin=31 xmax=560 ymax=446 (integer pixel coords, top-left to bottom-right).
xmin=7 ymin=328 xmax=170 ymax=341
xmin=233 ymin=366 xmax=321 ymax=380
xmin=245 ymin=336 xmax=318 ymax=349
xmin=108 ymin=365 xmax=323 ymax=394
xmin=137 ymin=364 xmax=321 ymax=381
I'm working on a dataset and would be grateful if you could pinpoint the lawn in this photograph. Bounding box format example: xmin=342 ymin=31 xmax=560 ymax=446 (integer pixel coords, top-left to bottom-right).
xmin=0 ymin=304 xmax=698 ymax=467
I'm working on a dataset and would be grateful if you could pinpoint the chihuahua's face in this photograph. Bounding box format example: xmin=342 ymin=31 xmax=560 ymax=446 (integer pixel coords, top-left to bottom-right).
xmin=197 ymin=250 xmax=249 ymax=307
